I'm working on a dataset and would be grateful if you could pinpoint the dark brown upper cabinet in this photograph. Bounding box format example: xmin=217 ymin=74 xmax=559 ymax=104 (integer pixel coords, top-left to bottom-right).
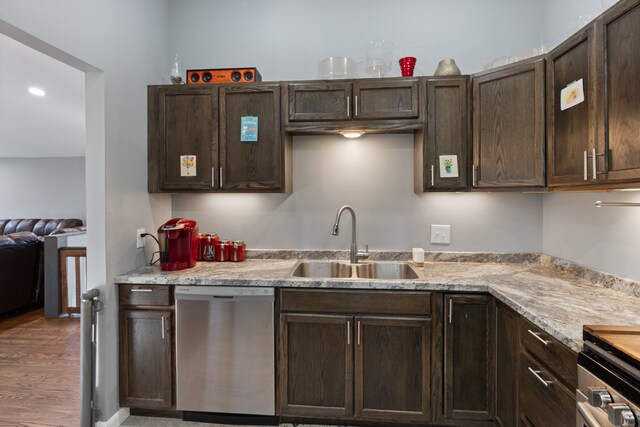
xmin=547 ymin=24 xmax=598 ymax=187
xmin=285 ymin=77 xmax=421 ymax=133
xmin=595 ymin=0 xmax=640 ymax=184
xmin=414 ymin=77 xmax=469 ymax=192
xmin=219 ymin=83 xmax=291 ymax=191
xmin=148 ymin=83 xmax=291 ymax=193
xmin=148 ymin=85 xmax=218 ymax=192
xmin=472 ymin=57 xmax=546 ymax=189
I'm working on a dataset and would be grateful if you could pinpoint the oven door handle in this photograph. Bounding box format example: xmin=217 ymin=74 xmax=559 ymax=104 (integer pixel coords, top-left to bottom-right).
xmin=577 ymin=401 xmax=604 ymax=427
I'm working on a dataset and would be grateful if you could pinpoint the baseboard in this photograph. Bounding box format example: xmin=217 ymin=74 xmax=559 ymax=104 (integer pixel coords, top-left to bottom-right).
xmin=95 ymin=407 xmax=130 ymax=427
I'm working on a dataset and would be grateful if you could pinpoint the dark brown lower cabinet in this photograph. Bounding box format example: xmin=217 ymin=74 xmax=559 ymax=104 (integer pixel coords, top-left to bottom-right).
xmin=519 ymin=352 xmax=575 ymax=427
xmin=443 ymin=294 xmax=495 ymax=424
xmin=495 ymin=302 xmax=519 ymax=427
xmin=119 ymin=309 xmax=173 ymax=409
xmin=355 ymin=316 xmax=431 ymax=422
xmin=278 ymin=313 xmax=353 ymax=418
xmin=278 ymin=290 xmax=433 ymax=424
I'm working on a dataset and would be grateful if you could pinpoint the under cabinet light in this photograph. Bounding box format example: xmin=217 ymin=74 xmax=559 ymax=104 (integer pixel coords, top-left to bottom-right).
xmin=339 ymin=130 xmax=365 ymax=139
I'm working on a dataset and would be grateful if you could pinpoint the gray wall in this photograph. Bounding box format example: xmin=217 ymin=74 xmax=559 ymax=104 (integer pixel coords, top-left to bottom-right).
xmin=0 ymin=1 xmax=172 ymax=422
xmin=169 ymin=0 xmax=546 ymax=255
xmin=168 ymin=0 xmax=545 ymax=79
xmin=540 ymin=0 xmax=640 ymax=283
xmin=0 ymin=157 xmax=86 ymax=221
xmin=175 ymin=135 xmax=543 ymax=253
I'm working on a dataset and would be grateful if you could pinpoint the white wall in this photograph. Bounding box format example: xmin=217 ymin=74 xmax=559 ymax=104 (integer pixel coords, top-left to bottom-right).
xmin=174 ymin=135 xmax=543 ymax=252
xmin=0 ymin=1 xmax=172 ymax=422
xmin=0 ymin=157 xmax=86 ymax=221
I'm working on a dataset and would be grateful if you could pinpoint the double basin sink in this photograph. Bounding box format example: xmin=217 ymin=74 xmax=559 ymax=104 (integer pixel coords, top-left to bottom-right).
xmin=289 ymin=260 xmax=419 ymax=280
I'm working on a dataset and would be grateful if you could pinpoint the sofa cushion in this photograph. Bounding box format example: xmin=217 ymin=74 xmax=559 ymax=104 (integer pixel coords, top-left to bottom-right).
xmin=0 ymin=232 xmax=41 ymax=315
xmin=0 ymin=219 xmax=83 ymax=236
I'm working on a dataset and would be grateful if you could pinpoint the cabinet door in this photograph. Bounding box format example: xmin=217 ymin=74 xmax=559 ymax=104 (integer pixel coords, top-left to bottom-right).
xmin=443 ymin=294 xmax=495 ymax=422
xmin=495 ymin=302 xmax=519 ymax=427
xmin=219 ymin=83 xmax=285 ymax=191
xmin=354 ymin=316 xmax=431 ymax=423
xmin=547 ymin=25 xmax=598 ymax=186
xmin=148 ymin=86 xmax=217 ymax=192
xmin=119 ymin=309 xmax=173 ymax=409
xmin=278 ymin=313 xmax=353 ymax=419
xmin=596 ymin=0 xmax=640 ymax=182
xmin=416 ymin=77 xmax=469 ymax=192
xmin=353 ymin=78 xmax=419 ymax=120
xmin=288 ymin=82 xmax=352 ymax=121
xmin=472 ymin=58 xmax=545 ymax=188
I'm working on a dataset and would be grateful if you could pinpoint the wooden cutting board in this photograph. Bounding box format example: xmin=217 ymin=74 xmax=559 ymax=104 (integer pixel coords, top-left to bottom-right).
xmin=584 ymin=325 xmax=640 ymax=361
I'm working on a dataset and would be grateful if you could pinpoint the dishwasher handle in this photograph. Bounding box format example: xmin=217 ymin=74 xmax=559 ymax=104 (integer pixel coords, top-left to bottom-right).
xmin=175 ymin=286 xmax=275 ymax=300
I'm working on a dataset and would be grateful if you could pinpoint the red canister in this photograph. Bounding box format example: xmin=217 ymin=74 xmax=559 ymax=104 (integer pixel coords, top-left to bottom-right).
xmin=215 ymin=240 xmax=230 ymax=262
xmin=230 ymin=240 xmax=247 ymax=262
xmin=224 ymin=241 xmax=234 ymax=262
xmin=202 ymin=234 xmax=219 ymax=261
xmin=197 ymin=233 xmax=207 ymax=261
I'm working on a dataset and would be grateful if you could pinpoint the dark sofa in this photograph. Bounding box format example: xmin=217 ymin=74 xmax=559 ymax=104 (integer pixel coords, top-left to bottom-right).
xmin=0 ymin=218 xmax=84 ymax=315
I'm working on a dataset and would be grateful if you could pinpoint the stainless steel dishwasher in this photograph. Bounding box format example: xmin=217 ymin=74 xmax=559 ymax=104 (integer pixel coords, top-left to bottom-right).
xmin=175 ymin=286 xmax=275 ymax=416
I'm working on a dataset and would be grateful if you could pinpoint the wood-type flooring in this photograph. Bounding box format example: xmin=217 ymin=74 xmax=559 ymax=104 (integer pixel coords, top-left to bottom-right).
xmin=0 ymin=309 xmax=80 ymax=426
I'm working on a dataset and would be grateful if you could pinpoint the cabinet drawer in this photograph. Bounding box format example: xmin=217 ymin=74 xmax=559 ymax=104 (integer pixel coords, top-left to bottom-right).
xmin=519 ymin=317 xmax=577 ymax=388
xmin=280 ymin=289 xmax=431 ymax=316
xmin=519 ymin=352 xmax=575 ymax=427
xmin=119 ymin=285 xmax=173 ymax=306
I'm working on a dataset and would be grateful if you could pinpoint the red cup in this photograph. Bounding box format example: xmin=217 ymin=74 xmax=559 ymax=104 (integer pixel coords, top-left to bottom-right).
xmin=399 ymin=57 xmax=416 ymax=77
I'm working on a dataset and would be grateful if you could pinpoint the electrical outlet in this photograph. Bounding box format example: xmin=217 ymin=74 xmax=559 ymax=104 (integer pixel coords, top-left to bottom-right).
xmin=136 ymin=228 xmax=145 ymax=249
xmin=430 ymin=224 xmax=451 ymax=245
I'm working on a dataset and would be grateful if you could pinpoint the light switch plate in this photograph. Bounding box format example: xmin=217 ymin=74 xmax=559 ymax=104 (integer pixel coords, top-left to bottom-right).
xmin=431 ymin=224 xmax=451 ymax=245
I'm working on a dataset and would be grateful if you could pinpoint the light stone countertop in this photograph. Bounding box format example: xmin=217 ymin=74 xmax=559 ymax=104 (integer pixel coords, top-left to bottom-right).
xmin=114 ymin=257 xmax=640 ymax=353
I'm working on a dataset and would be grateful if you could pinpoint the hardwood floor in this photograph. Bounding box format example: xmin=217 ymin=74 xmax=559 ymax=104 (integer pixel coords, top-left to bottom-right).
xmin=0 ymin=309 xmax=80 ymax=426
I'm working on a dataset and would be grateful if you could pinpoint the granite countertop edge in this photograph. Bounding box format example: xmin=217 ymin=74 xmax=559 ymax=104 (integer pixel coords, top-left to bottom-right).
xmin=114 ymin=254 xmax=640 ymax=354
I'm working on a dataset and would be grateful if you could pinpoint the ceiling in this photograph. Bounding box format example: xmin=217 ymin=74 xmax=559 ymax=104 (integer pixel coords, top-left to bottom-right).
xmin=0 ymin=32 xmax=85 ymax=158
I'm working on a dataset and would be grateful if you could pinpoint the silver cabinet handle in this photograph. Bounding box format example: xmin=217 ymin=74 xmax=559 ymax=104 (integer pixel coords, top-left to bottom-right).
xmin=347 ymin=96 xmax=350 ymax=117
xmin=161 ymin=315 xmax=165 ymax=340
xmin=212 ymin=167 xmax=215 ymax=187
xmin=430 ymin=165 xmax=435 ymax=186
xmin=527 ymin=329 xmax=551 ymax=346
xmin=528 ymin=366 xmax=554 ymax=387
xmin=472 ymin=165 xmax=478 ymax=187
xmin=448 ymin=298 xmax=453 ymax=324
xmin=130 ymin=288 xmax=152 ymax=292
xmin=591 ymin=148 xmax=605 ymax=180
xmin=584 ymin=150 xmax=588 ymax=181
xmin=347 ymin=320 xmax=351 ymax=345
xmin=355 ymin=95 xmax=358 ymax=117
xmin=357 ymin=320 xmax=361 ymax=345
xmin=219 ymin=168 xmax=223 ymax=188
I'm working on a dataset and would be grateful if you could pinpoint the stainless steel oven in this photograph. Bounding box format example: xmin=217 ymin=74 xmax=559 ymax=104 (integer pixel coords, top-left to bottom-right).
xmin=577 ymin=326 xmax=640 ymax=427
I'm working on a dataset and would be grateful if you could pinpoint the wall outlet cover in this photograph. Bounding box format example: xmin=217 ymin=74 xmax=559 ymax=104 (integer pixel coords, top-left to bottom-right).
xmin=136 ymin=228 xmax=145 ymax=248
xmin=430 ymin=224 xmax=451 ymax=245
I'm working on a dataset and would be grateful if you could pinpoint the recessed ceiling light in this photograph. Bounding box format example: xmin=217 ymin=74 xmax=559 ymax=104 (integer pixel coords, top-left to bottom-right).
xmin=28 ymin=87 xmax=46 ymax=97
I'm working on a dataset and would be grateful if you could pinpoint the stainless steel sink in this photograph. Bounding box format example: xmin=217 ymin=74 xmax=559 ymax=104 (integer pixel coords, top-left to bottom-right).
xmin=289 ymin=261 xmax=354 ymax=278
xmin=354 ymin=262 xmax=419 ymax=280
xmin=289 ymin=260 xmax=418 ymax=280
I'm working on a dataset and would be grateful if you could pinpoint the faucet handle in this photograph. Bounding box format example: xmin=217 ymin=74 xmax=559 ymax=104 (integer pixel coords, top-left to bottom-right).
xmin=357 ymin=244 xmax=369 ymax=260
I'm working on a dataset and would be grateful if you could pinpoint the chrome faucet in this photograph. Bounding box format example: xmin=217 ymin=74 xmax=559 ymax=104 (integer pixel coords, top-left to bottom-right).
xmin=332 ymin=205 xmax=369 ymax=264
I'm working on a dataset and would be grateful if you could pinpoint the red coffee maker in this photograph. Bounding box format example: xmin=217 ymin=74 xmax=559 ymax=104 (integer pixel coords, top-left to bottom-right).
xmin=158 ymin=218 xmax=199 ymax=271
